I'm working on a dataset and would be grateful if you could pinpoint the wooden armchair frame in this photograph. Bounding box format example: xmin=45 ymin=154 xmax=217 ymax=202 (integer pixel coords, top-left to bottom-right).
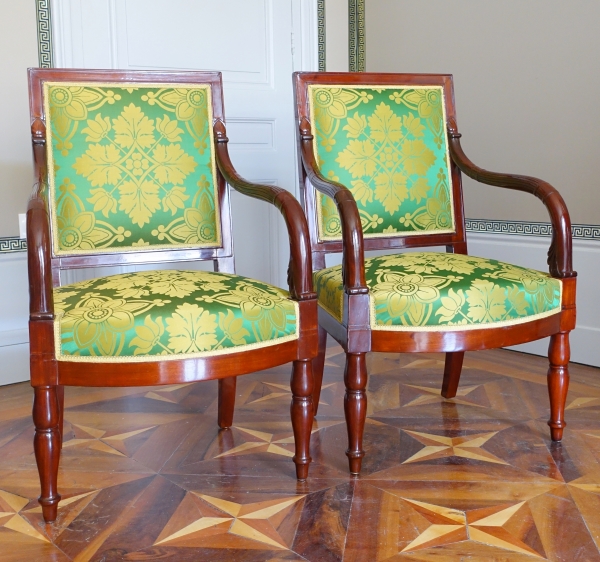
xmin=28 ymin=68 xmax=318 ymax=522
xmin=293 ymin=71 xmax=576 ymax=475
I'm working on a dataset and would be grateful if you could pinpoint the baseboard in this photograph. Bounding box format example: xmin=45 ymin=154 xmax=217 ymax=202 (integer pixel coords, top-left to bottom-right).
xmin=468 ymin=232 xmax=600 ymax=367
xmin=0 ymin=343 xmax=30 ymax=385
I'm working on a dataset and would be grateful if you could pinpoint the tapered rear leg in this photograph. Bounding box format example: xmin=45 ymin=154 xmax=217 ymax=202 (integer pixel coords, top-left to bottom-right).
xmin=57 ymin=385 xmax=64 ymax=449
xmin=218 ymin=376 xmax=237 ymax=429
xmin=311 ymin=325 xmax=327 ymax=415
xmin=441 ymin=352 xmax=465 ymax=399
xmin=344 ymin=352 xmax=367 ymax=475
xmin=33 ymin=385 xmax=62 ymax=522
xmin=547 ymin=332 xmax=570 ymax=441
xmin=290 ymin=359 xmax=314 ymax=480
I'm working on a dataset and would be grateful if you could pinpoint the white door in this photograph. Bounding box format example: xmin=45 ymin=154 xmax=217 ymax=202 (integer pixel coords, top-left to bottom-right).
xmin=52 ymin=0 xmax=318 ymax=286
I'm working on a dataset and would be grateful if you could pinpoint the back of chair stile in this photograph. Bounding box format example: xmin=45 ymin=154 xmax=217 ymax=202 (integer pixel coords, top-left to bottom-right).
xmin=28 ymin=69 xmax=234 ymax=285
xmin=294 ymin=72 xmax=468 ymax=259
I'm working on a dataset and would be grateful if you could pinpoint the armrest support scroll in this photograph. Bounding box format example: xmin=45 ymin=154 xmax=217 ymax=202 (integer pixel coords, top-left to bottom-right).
xmin=213 ymin=120 xmax=315 ymax=301
xmin=298 ymin=118 xmax=368 ymax=295
xmin=447 ymin=120 xmax=575 ymax=279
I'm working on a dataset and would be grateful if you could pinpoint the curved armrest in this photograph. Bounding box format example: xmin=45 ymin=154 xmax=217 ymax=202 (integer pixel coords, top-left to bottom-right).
xmin=447 ymin=119 xmax=575 ymax=279
xmin=27 ymin=182 xmax=54 ymax=319
xmin=298 ymin=118 xmax=368 ymax=295
xmin=213 ymin=119 xmax=315 ymax=301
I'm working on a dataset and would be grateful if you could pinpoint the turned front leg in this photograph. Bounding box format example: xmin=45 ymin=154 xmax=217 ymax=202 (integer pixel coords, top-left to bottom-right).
xmin=344 ymin=353 xmax=367 ymax=475
xmin=548 ymin=332 xmax=571 ymax=441
xmin=33 ymin=386 xmax=62 ymax=522
xmin=290 ymin=359 xmax=314 ymax=480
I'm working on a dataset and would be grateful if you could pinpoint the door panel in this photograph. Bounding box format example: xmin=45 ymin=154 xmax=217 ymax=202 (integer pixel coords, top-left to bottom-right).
xmin=51 ymin=0 xmax=317 ymax=286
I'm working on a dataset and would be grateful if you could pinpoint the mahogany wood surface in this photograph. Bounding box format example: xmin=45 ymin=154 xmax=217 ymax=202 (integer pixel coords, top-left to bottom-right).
xmin=293 ymin=71 xmax=577 ymax=476
xmin=27 ymin=68 xmax=318 ymax=521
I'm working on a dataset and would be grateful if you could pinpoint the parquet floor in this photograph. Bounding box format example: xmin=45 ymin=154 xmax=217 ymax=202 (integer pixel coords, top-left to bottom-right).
xmin=1 ymin=343 xmax=600 ymax=561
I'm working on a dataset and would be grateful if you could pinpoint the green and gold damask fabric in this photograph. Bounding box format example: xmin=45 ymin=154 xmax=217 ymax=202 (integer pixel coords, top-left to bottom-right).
xmin=44 ymin=82 xmax=221 ymax=255
xmin=53 ymin=270 xmax=298 ymax=362
xmin=314 ymin=252 xmax=562 ymax=331
xmin=308 ymin=85 xmax=455 ymax=241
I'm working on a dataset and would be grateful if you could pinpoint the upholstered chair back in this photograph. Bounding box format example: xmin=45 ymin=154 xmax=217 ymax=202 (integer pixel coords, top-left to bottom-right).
xmin=44 ymin=82 xmax=222 ymax=256
xmin=308 ymin=84 xmax=456 ymax=242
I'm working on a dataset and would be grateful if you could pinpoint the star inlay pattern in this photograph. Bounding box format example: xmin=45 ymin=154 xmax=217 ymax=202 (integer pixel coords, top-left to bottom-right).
xmin=403 ymin=383 xmax=484 ymax=407
xmin=245 ymin=381 xmax=336 ymax=406
xmin=401 ymin=498 xmax=546 ymax=558
xmin=214 ymin=421 xmax=345 ymax=459
xmin=155 ymin=493 xmax=305 ymax=550
xmin=0 ymin=490 xmax=49 ymax=543
xmin=403 ymin=430 xmax=507 ymax=465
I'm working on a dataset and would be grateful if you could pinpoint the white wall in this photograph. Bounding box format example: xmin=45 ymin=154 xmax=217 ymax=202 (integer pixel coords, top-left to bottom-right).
xmin=365 ymin=0 xmax=600 ymax=226
xmin=0 ymin=4 xmax=38 ymax=384
xmin=325 ymin=0 xmax=348 ymax=71
xmin=0 ymin=3 xmax=39 ymax=236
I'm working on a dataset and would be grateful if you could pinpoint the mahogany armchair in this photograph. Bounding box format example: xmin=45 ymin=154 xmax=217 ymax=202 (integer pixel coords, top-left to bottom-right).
xmin=293 ymin=72 xmax=576 ymax=475
xmin=27 ymin=68 xmax=318 ymax=522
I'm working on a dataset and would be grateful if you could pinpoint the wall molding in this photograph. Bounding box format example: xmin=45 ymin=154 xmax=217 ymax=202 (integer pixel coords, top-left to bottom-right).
xmin=465 ymin=219 xmax=600 ymax=241
xmin=0 ymin=237 xmax=27 ymax=254
xmin=348 ymin=0 xmax=365 ymax=72
xmin=317 ymin=0 xmax=325 ymax=71
xmin=318 ymin=1 xmax=364 ymax=72
xmin=35 ymin=0 xmax=54 ymax=68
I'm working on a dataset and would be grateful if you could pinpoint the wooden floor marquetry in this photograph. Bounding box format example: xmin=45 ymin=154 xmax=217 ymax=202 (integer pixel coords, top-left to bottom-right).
xmin=1 ymin=342 xmax=600 ymax=561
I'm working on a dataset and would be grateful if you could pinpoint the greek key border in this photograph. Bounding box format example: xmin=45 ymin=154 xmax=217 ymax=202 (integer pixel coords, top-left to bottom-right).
xmin=35 ymin=0 xmax=54 ymax=68
xmin=0 ymin=238 xmax=28 ymax=254
xmin=348 ymin=0 xmax=365 ymax=72
xmin=465 ymin=219 xmax=600 ymax=240
xmin=317 ymin=0 xmax=326 ymax=71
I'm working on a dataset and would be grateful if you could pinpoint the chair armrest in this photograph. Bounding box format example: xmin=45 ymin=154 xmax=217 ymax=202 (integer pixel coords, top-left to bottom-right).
xmin=298 ymin=118 xmax=368 ymax=296
xmin=213 ymin=119 xmax=316 ymax=301
xmin=28 ymin=118 xmax=54 ymax=318
xmin=27 ymin=182 xmax=54 ymax=319
xmin=447 ymin=118 xmax=576 ymax=279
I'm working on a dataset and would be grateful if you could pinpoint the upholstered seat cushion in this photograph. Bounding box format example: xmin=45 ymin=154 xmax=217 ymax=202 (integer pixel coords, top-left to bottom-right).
xmin=53 ymin=270 xmax=298 ymax=362
xmin=314 ymin=252 xmax=562 ymax=331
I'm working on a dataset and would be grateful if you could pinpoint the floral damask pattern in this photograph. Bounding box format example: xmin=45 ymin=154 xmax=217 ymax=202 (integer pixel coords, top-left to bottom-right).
xmin=308 ymin=85 xmax=455 ymax=240
xmin=54 ymin=270 xmax=298 ymax=362
xmin=313 ymin=252 xmax=561 ymax=330
xmin=44 ymin=83 xmax=220 ymax=254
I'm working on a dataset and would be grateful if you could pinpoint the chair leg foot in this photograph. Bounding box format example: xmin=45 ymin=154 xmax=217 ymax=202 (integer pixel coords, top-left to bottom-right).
xmin=311 ymin=326 xmax=327 ymax=416
xmin=295 ymin=462 xmax=310 ymax=481
xmin=40 ymin=498 xmax=59 ymax=523
xmin=441 ymin=352 xmax=464 ymax=399
xmin=218 ymin=377 xmax=236 ymax=429
xmin=33 ymin=386 xmax=62 ymax=523
xmin=291 ymin=359 xmax=314 ymax=481
xmin=344 ymin=353 xmax=367 ymax=475
xmin=547 ymin=332 xmax=570 ymax=442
